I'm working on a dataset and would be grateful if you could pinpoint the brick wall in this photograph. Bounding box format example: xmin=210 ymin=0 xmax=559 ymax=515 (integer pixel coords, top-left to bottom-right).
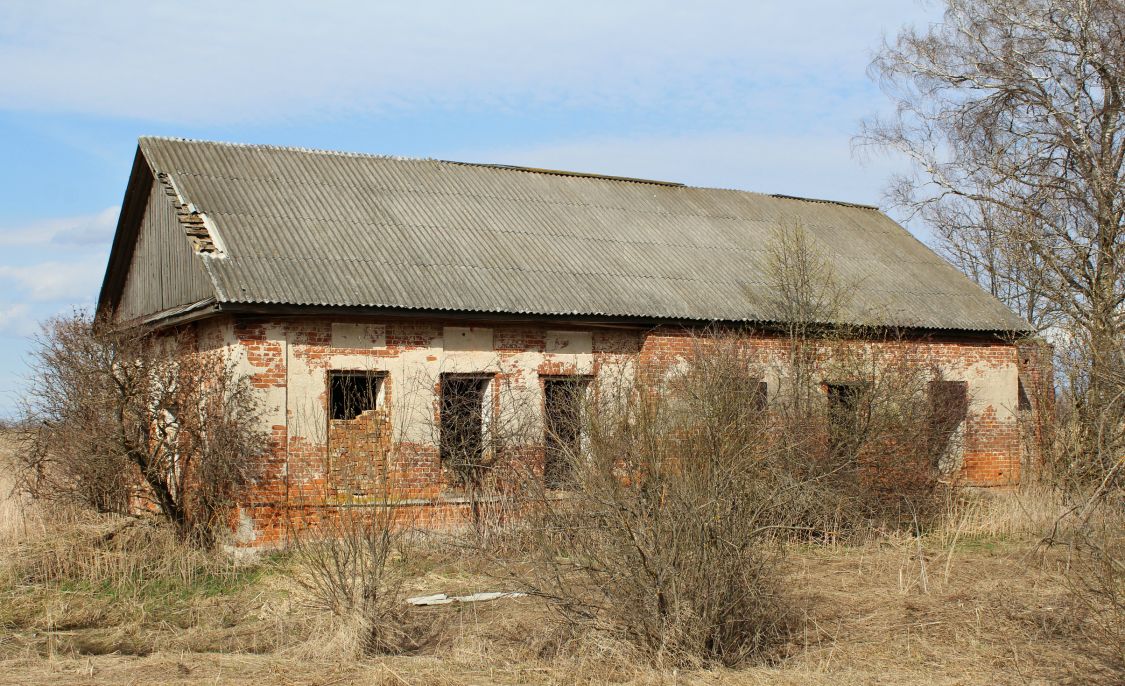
xmin=1015 ymin=338 xmax=1055 ymax=471
xmin=637 ymin=329 xmax=1023 ymax=486
xmin=207 ymin=316 xmax=1025 ymax=546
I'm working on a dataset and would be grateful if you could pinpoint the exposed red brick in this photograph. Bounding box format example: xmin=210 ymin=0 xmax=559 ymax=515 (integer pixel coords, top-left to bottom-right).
xmin=202 ymin=317 xmax=1029 ymax=545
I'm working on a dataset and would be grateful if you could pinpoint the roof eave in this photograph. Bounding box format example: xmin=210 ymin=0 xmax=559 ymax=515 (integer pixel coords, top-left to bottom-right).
xmin=201 ymin=301 xmax=1032 ymax=340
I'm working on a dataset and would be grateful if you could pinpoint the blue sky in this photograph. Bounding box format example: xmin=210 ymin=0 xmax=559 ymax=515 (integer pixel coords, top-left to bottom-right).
xmin=0 ymin=1 xmax=942 ymax=416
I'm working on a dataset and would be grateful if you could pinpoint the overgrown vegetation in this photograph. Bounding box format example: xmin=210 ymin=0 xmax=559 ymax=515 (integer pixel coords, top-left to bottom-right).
xmin=1 ymin=457 xmax=1116 ymax=684
xmin=14 ymin=311 xmax=269 ymax=546
xmin=862 ymin=1 xmax=1124 ymax=677
xmin=0 ymin=2 xmax=1121 ymax=681
xmin=488 ymin=324 xmax=975 ymax=668
xmin=289 ymin=506 xmax=429 ymax=656
xmin=0 ymin=313 xmax=1119 ymax=679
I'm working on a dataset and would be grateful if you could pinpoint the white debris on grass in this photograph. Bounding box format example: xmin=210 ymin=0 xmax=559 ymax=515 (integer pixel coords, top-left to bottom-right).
xmin=406 ymin=591 xmax=527 ymax=606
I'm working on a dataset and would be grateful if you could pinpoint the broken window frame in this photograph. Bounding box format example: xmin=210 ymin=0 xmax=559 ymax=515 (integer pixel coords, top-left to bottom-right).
xmin=328 ymin=370 xmax=387 ymax=421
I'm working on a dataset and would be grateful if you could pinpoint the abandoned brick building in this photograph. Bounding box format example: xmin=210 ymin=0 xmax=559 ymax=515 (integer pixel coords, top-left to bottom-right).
xmin=97 ymin=137 xmax=1041 ymax=545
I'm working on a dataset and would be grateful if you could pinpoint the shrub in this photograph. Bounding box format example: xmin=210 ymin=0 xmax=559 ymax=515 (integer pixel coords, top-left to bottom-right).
xmin=501 ymin=329 xmax=969 ymax=666
xmin=512 ymin=338 xmax=791 ymax=667
xmin=15 ymin=310 xmax=268 ymax=546
xmin=289 ymin=507 xmax=424 ymax=656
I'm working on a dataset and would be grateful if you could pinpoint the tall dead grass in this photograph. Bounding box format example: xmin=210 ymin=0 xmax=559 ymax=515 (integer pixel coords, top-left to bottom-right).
xmin=3 ymin=508 xmax=221 ymax=592
xmin=0 ymin=433 xmax=29 ymax=544
xmin=288 ymin=506 xmax=435 ymax=658
xmin=1 ymin=435 xmax=282 ymax=658
xmin=935 ymin=486 xmax=1073 ymax=540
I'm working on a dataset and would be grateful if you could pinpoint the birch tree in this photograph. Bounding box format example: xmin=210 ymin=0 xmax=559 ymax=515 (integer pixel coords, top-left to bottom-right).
xmin=859 ymin=0 xmax=1124 ymax=472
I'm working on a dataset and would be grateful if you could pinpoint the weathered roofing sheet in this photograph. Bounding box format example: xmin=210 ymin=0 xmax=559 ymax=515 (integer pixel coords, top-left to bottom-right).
xmin=124 ymin=136 xmax=1031 ymax=332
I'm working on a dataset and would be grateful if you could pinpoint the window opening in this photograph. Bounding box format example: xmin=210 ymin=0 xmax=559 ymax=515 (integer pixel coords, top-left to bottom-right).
xmin=928 ymin=379 xmax=969 ymax=469
xmin=543 ymin=377 xmax=589 ymax=488
xmin=826 ymin=382 xmax=866 ymax=458
xmin=1017 ymin=378 xmax=1032 ymax=412
xmin=329 ymin=371 xmax=385 ymax=421
xmin=753 ymin=380 xmax=768 ymax=412
xmin=440 ymin=374 xmax=492 ymax=469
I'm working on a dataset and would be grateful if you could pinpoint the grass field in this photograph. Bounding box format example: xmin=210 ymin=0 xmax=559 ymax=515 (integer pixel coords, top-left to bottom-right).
xmin=0 ymin=436 xmax=1118 ymax=685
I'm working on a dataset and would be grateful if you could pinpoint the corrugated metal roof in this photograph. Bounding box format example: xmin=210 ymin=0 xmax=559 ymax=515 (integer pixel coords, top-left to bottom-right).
xmin=130 ymin=136 xmax=1031 ymax=332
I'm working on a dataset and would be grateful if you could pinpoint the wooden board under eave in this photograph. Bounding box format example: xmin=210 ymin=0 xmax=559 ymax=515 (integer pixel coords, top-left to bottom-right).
xmin=116 ymin=179 xmax=214 ymax=322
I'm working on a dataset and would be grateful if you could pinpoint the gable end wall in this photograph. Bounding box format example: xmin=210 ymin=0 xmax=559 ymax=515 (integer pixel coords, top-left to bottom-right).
xmin=117 ymin=178 xmax=213 ymax=322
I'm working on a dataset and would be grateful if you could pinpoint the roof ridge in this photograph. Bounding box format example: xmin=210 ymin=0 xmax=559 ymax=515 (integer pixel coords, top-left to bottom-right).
xmin=139 ymin=135 xmax=426 ymax=164
xmin=767 ymin=193 xmax=879 ymax=211
xmin=138 ymin=136 xmax=880 ymax=209
xmin=441 ymin=160 xmax=684 ymax=188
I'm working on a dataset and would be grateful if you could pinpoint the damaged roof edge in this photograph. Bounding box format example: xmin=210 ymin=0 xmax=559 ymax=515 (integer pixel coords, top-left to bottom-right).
xmin=140 ymin=298 xmax=220 ymax=327
xmin=98 ymin=144 xmax=231 ymax=319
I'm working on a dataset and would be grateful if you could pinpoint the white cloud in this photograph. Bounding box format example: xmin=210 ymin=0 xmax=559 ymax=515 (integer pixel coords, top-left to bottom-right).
xmin=0 ymin=303 xmax=36 ymax=337
xmin=0 ymin=1 xmax=940 ymax=125
xmin=0 ymin=206 xmax=118 ymax=248
xmin=0 ymin=208 xmax=115 ymax=326
xmin=0 ymin=256 xmax=106 ymax=303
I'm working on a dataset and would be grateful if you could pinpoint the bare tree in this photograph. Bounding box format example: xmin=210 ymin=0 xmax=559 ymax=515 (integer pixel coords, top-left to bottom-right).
xmin=765 ymin=221 xmax=853 ymax=416
xmin=859 ymin=4 xmax=1124 ymax=673
xmin=931 ymin=201 xmax=1058 ymax=328
xmin=17 ymin=311 xmax=268 ymax=545
xmin=764 ymin=225 xmax=962 ymax=529
xmin=858 ymin=0 xmax=1125 ymax=473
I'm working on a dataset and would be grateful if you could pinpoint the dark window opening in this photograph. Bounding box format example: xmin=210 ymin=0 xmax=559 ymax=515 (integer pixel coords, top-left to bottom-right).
xmin=440 ymin=374 xmax=491 ymax=468
xmin=543 ymin=377 xmax=589 ymax=488
xmin=826 ymin=382 xmax=866 ymax=458
xmin=928 ymin=380 xmax=969 ymax=466
xmin=1017 ymin=378 xmax=1032 ymax=412
xmin=930 ymin=380 xmax=969 ymax=424
xmin=753 ymin=380 xmax=768 ymax=412
xmin=329 ymin=371 xmax=385 ymax=421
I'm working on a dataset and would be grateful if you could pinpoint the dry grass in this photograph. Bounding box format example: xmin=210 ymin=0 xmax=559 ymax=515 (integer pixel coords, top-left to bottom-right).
xmin=0 ymin=433 xmax=31 ymax=542
xmin=0 ymin=435 xmax=1118 ymax=684
xmin=0 ymin=539 xmax=1105 ymax=685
